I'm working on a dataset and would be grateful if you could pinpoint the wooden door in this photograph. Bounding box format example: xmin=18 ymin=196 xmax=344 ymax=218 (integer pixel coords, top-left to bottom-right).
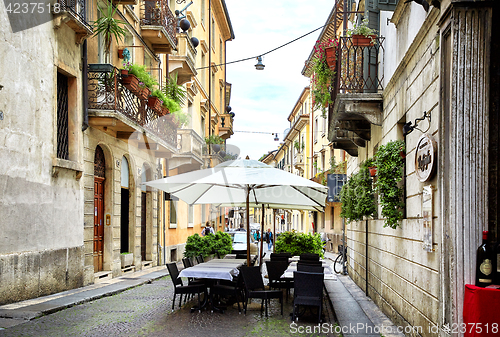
xmin=141 ymin=192 xmax=147 ymax=261
xmin=94 ymin=177 xmax=105 ymax=272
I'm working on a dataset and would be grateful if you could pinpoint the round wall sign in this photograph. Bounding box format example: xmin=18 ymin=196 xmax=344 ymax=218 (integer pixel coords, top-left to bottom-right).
xmin=415 ymin=134 xmax=437 ymax=182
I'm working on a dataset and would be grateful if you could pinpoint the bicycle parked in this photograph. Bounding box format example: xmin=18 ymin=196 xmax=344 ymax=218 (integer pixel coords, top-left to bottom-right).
xmin=334 ymin=244 xmax=348 ymax=274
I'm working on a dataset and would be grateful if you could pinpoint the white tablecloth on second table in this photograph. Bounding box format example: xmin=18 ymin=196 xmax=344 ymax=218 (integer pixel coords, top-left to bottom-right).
xmin=178 ymin=259 xmax=245 ymax=281
xmin=282 ymin=263 xmax=337 ymax=281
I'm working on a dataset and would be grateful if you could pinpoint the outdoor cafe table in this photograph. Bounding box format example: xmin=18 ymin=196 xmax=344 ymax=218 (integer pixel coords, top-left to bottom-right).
xmin=178 ymin=258 xmax=246 ymax=281
xmin=282 ymin=262 xmax=338 ymax=281
xmin=289 ymin=256 xmax=326 ymax=263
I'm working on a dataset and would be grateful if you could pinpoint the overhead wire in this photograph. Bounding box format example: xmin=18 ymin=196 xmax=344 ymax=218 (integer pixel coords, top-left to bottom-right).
xmin=195 ymin=21 xmax=331 ymax=70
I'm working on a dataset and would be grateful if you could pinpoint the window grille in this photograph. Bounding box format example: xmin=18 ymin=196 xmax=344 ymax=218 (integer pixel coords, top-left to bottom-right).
xmin=57 ymin=72 xmax=69 ymax=160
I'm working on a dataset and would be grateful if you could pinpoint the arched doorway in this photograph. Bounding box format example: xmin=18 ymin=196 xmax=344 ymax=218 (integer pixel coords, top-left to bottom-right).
xmin=94 ymin=146 xmax=106 ymax=272
xmin=120 ymin=156 xmax=130 ymax=254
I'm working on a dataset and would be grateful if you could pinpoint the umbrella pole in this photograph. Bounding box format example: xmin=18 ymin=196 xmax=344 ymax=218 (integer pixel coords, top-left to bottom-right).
xmin=246 ymin=187 xmax=251 ymax=267
xmin=260 ymin=204 xmax=264 ymax=267
xmin=273 ymin=209 xmax=276 ymax=254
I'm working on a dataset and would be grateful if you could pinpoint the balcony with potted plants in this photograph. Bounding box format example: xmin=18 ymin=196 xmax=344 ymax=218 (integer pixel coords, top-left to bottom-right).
xmin=54 ymin=0 xmax=93 ymax=43
xmin=140 ymin=0 xmax=177 ymax=53
xmin=327 ymin=18 xmax=385 ymax=157
xmin=87 ymin=65 xmax=178 ymax=153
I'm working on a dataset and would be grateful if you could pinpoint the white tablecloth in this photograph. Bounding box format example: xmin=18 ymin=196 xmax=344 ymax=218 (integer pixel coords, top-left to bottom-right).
xmin=282 ymin=263 xmax=337 ymax=281
xmin=179 ymin=259 xmax=245 ymax=281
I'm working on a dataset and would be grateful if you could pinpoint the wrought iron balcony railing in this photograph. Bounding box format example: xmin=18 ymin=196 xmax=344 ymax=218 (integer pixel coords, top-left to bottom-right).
xmin=87 ymin=67 xmax=177 ymax=148
xmin=59 ymin=0 xmax=89 ymax=26
xmin=333 ymin=36 xmax=385 ymax=100
xmin=141 ymin=0 xmax=177 ymax=45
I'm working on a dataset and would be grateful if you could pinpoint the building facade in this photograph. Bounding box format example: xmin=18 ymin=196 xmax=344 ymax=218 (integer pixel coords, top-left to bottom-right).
xmin=326 ymin=0 xmax=500 ymax=335
xmin=159 ymin=0 xmax=235 ymax=265
xmin=0 ymin=0 xmax=234 ymax=304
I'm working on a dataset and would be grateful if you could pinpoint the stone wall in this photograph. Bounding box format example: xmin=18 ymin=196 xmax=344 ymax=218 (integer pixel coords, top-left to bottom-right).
xmin=346 ymin=6 xmax=442 ymax=336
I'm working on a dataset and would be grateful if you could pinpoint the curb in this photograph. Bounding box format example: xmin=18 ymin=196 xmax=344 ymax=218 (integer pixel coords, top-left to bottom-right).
xmin=0 ymin=269 xmax=169 ymax=321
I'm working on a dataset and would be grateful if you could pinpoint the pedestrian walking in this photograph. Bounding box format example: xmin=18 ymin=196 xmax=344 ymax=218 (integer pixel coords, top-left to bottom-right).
xmin=201 ymin=222 xmax=214 ymax=236
xmin=254 ymin=229 xmax=261 ymax=241
xmin=266 ymin=228 xmax=273 ymax=250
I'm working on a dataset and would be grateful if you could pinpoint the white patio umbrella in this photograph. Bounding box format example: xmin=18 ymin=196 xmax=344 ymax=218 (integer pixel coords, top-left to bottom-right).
xmin=144 ymin=159 xmax=328 ymax=266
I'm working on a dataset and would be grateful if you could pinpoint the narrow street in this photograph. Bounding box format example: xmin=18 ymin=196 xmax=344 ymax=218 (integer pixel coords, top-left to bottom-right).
xmin=0 ymin=271 xmax=336 ymax=337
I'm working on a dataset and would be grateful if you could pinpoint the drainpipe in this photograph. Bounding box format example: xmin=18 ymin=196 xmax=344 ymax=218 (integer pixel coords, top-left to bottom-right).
xmin=82 ymin=39 xmax=89 ymax=132
xmin=208 ymin=0 xmax=212 ymax=155
xmin=342 ymin=217 xmax=347 ymax=275
xmin=365 ymin=219 xmax=368 ymax=296
xmin=310 ymin=98 xmax=314 ymax=178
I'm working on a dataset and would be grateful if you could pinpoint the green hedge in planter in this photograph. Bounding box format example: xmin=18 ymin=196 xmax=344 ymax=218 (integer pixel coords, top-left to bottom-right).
xmin=374 ymin=140 xmax=405 ymax=229
xmin=340 ymin=161 xmax=376 ymax=223
xmin=183 ymin=231 xmax=232 ymax=258
xmin=275 ymin=231 xmax=325 ymax=258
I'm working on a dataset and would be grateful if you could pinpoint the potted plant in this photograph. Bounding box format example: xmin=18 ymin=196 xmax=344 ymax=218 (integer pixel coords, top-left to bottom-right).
xmin=310 ymin=39 xmax=337 ymax=118
xmin=137 ymin=82 xmax=151 ymax=100
xmin=364 ymin=157 xmax=377 ymax=177
xmin=120 ymin=252 xmax=133 ymax=268
xmin=148 ymin=89 xmax=164 ymax=112
xmin=92 ymin=0 xmax=127 ymax=64
xmin=162 ymin=73 xmax=187 ymax=106
xmin=124 ymin=63 xmax=159 ymax=98
xmin=374 ymin=140 xmax=406 ymax=229
xmin=294 ymin=140 xmax=301 ymax=152
xmin=120 ymin=62 xmax=140 ymax=91
xmin=347 ymin=18 xmax=378 ymax=47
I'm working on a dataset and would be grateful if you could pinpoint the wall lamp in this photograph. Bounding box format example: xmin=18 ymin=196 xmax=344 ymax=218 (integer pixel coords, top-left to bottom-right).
xmin=403 ymin=111 xmax=431 ymax=136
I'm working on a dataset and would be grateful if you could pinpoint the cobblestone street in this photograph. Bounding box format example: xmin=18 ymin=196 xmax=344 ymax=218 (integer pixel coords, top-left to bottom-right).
xmin=0 ymin=276 xmax=337 ymax=337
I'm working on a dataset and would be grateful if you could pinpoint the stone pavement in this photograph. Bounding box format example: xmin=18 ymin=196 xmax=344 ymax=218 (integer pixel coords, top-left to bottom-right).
xmin=0 ymin=253 xmax=404 ymax=337
xmin=323 ymin=252 xmax=404 ymax=337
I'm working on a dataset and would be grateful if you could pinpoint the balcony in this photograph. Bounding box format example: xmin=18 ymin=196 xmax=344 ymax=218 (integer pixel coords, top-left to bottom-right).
xmin=54 ymin=0 xmax=93 ymax=44
xmin=328 ymin=36 xmax=385 ymax=156
xmin=218 ymin=114 xmax=233 ymax=140
xmin=87 ymin=65 xmax=177 ymax=154
xmin=169 ymin=129 xmax=204 ymax=173
xmin=169 ymin=33 xmax=198 ymax=85
xmin=202 ymin=143 xmax=227 ymax=165
xmin=140 ymin=0 xmax=177 ymax=53
xmin=293 ymin=152 xmax=305 ymax=171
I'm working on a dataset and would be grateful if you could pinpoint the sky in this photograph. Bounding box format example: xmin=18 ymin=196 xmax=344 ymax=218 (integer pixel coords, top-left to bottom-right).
xmin=223 ymin=0 xmax=335 ymax=160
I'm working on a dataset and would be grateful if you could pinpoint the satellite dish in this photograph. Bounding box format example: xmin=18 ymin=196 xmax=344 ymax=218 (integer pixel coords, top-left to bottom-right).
xmin=282 ymin=128 xmax=291 ymax=140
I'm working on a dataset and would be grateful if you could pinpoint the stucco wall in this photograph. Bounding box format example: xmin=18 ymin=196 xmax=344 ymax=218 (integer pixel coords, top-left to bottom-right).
xmin=346 ymin=7 xmax=442 ymax=336
xmin=0 ymin=12 xmax=85 ymax=303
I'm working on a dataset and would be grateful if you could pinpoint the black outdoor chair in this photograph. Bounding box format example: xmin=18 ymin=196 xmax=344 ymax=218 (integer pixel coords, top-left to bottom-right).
xmin=240 ymin=266 xmax=283 ymax=317
xmin=299 ymin=253 xmax=320 ymax=262
xmin=297 ymin=260 xmax=322 ymax=267
xmin=210 ymin=273 xmax=244 ymax=314
xmin=292 ymin=271 xmax=324 ymax=323
xmin=166 ymin=263 xmax=206 ymax=312
xmin=297 ymin=264 xmax=324 ymax=274
xmin=235 ymin=253 xmax=247 ymax=260
xmin=195 ymin=254 xmax=204 ymax=264
xmin=270 ymin=253 xmax=290 ymax=264
xmin=265 ymin=261 xmax=294 ymax=300
xmin=182 ymin=258 xmax=204 ymax=286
